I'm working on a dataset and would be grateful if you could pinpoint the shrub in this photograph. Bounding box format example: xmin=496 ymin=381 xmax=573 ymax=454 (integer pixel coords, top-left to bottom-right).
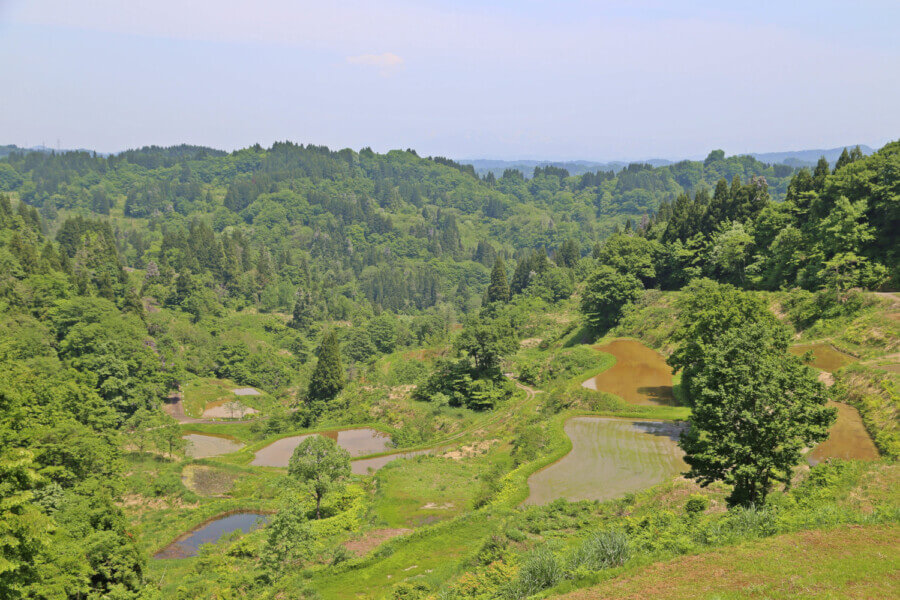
xmin=684 ymin=494 xmax=709 ymax=515
xmin=567 ymin=529 xmax=630 ymax=572
xmin=505 ymin=528 xmax=527 ymax=543
xmin=508 ymin=546 xmax=563 ymax=597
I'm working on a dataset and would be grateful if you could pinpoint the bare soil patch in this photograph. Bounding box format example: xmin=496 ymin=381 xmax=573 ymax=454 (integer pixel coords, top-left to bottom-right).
xmin=342 ymin=528 xmax=412 ymax=557
xmin=182 ymin=465 xmax=239 ymax=496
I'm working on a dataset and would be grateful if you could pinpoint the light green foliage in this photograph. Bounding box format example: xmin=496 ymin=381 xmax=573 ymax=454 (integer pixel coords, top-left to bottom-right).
xmin=668 ymin=279 xmax=777 ymax=400
xmin=0 ymin=450 xmax=55 ymax=600
xmin=592 ymin=233 xmax=659 ymax=285
xmin=455 ymin=314 xmax=518 ymax=374
xmin=579 ymin=265 xmax=644 ymax=331
xmin=263 ymin=498 xmax=315 ymax=570
xmin=367 ymin=313 xmax=399 ymax=354
xmin=287 ymin=436 xmax=351 ymax=519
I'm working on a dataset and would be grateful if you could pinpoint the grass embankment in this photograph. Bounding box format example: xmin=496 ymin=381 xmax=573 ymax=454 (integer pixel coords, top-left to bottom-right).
xmin=371 ymin=456 xmax=487 ymax=528
xmin=122 ymin=454 xmax=282 ymax=554
xmin=555 ymin=524 xmax=900 ymax=600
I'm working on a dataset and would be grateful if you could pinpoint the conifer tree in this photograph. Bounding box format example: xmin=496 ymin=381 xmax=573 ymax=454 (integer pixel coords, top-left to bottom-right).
xmin=290 ymin=288 xmax=316 ymax=332
xmin=813 ymin=157 xmax=830 ymax=191
xmin=486 ymin=257 xmax=510 ymax=304
xmin=834 ymin=148 xmax=851 ymax=172
xmin=510 ymin=255 xmax=532 ymax=295
xmin=308 ymin=331 xmax=344 ymax=402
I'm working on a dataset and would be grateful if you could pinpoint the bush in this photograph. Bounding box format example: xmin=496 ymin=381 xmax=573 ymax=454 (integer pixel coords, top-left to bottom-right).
xmin=684 ymin=494 xmax=709 ymax=515
xmin=505 ymin=528 xmax=527 ymax=543
xmin=508 ymin=546 xmax=563 ymax=597
xmin=698 ymin=505 xmax=777 ymax=546
xmin=567 ymin=529 xmax=630 ymax=572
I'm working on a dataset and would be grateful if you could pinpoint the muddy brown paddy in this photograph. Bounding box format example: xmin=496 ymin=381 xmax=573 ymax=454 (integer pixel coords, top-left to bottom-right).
xmin=582 ymin=340 xmax=676 ymax=405
xmin=808 ymin=401 xmax=880 ymax=465
xmin=789 ymin=343 xmax=857 ymax=372
xmin=525 ymin=417 xmax=687 ymax=505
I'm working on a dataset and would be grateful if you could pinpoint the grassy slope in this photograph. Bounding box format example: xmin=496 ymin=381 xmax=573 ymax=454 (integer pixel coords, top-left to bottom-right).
xmin=555 ymin=524 xmax=900 ymax=600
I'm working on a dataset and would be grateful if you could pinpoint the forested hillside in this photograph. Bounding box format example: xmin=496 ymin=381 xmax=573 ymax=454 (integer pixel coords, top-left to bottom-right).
xmin=0 ymin=140 xmax=897 ymax=600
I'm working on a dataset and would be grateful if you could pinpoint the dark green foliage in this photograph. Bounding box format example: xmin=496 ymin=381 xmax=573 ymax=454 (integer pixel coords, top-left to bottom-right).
xmin=289 ymin=288 xmax=317 ymax=333
xmin=672 ymin=285 xmax=835 ymax=505
xmin=308 ymin=331 xmax=345 ymax=402
xmin=486 ymin=257 xmax=510 ymax=304
xmin=580 ymin=265 xmax=644 ymax=331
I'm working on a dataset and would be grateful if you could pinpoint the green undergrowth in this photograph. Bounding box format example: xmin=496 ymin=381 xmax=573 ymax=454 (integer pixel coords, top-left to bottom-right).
xmin=776 ymin=289 xmax=899 ymax=359
xmin=436 ymin=460 xmax=900 ymax=600
xmin=371 ymin=455 xmax=488 ymax=528
xmin=835 ymin=364 xmax=900 ymax=459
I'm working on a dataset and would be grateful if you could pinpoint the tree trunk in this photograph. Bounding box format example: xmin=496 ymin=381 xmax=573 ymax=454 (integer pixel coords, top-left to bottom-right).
xmin=316 ymin=494 xmax=321 ymax=519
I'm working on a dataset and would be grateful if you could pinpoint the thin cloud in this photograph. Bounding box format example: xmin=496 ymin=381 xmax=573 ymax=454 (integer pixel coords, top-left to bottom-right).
xmin=346 ymin=52 xmax=404 ymax=74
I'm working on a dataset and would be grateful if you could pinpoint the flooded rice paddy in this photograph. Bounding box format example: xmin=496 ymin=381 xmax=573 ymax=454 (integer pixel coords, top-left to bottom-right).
xmin=153 ymin=511 xmax=269 ymax=559
xmin=351 ymin=450 xmax=432 ymax=475
xmin=251 ymin=428 xmax=393 ymax=467
xmin=582 ymin=340 xmax=676 ymax=405
xmin=183 ymin=432 xmax=244 ymax=458
xmin=789 ymin=343 xmax=857 ymax=372
xmin=525 ymin=417 xmax=687 ymax=505
xmin=808 ymin=401 xmax=879 ymax=465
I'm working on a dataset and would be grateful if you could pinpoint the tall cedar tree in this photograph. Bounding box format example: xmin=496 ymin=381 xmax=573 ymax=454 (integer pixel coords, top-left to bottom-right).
xmin=307 ymin=331 xmax=344 ymax=401
xmin=486 ymin=257 xmax=510 ymax=304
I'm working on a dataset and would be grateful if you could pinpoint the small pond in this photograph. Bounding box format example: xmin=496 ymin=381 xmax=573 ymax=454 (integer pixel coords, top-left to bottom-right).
xmin=582 ymin=340 xmax=676 ymax=406
xmin=153 ymin=511 xmax=269 ymax=559
xmin=525 ymin=417 xmax=687 ymax=505
xmin=808 ymin=401 xmax=879 ymax=465
xmin=183 ymin=432 xmax=244 ymax=459
xmin=251 ymin=428 xmax=392 ymax=467
xmin=789 ymin=343 xmax=857 ymax=372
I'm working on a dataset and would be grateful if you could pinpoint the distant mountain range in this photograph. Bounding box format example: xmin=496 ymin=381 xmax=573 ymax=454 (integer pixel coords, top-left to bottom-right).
xmin=747 ymin=145 xmax=874 ymax=168
xmin=461 ymin=145 xmax=875 ymax=178
xmin=1 ymin=142 xmax=876 ymax=176
xmin=0 ymin=144 xmax=109 ymax=158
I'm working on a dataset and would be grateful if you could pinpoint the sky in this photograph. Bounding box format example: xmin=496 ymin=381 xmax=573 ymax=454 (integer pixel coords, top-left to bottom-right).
xmin=0 ymin=0 xmax=898 ymax=160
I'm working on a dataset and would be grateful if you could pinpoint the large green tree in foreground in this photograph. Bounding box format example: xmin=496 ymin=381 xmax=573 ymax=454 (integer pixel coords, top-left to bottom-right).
xmin=288 ymin=436 xmax=351 ymax=519
xmin=673 ymin=286 xmax=835 ymax=506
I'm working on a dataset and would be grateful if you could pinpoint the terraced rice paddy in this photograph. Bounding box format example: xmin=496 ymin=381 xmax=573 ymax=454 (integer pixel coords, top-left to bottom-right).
xmin=789 ymin=343 xmax=857 ymax=372
xmin=183 ymin=432 xmax=244 ymax=458
xmin=351 ymin=450 xmax=432 ymax=475
xmin=153 ymin=511 xmax=269 ymax=559
xmin=251 ymin=428 xmax=392 ymax=467
xmin=525 ymin=417 xmax=687 ymax=505
xmin=582 ymin=340 xmax=676 ymax=405
xmin=808 ymin=401 xmax=880 ymax=465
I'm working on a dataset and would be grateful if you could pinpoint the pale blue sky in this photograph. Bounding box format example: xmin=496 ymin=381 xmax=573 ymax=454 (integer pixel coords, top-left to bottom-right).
xmin=1 ymin=1 xmax=897 ymax=160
